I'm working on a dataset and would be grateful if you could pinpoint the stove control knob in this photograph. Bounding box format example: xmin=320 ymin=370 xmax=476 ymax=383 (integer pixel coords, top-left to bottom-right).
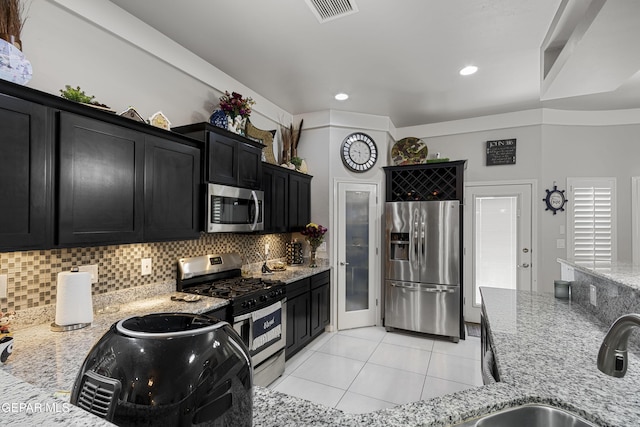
xmin=260 ymin=295 xmax=268 ymax=302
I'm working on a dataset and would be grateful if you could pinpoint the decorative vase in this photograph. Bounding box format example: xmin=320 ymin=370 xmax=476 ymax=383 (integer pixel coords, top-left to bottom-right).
xmin=309 ymin=248 xmax=318 ymax=268
xmin=209 ymin=109 xmax=228 ymax=129
xmin=227 ymin=115 xmax=247 ymax=136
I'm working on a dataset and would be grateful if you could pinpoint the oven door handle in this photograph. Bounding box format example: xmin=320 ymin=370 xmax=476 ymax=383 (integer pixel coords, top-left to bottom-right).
xmin=250 ymin=190 xmax=260 ymax=231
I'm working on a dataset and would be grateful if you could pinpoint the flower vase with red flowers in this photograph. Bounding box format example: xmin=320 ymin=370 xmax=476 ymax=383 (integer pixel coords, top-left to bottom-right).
xmin=300 ymin=222 xmax=327 ymax=267
xmin=218 ymin=91 xmax=255 ymax=135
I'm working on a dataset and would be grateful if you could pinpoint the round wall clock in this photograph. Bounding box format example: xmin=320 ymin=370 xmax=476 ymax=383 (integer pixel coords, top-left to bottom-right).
xmin=543 ymin=185 xmax=567 ymax=214
xmin=340 ymin=132 xmax=378 ymax=172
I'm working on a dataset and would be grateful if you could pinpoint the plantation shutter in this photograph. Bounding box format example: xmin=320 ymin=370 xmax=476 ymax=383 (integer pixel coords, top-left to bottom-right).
xmin=567 ymin=178 xmax=616 ymax=267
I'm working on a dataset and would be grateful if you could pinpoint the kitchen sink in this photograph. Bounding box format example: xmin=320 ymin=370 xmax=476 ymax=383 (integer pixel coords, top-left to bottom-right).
xmin=455 ymin=404 xmax=597 ymax=427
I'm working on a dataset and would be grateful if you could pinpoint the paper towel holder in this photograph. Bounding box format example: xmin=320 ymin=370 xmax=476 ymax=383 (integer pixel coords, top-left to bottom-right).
xmin=51 ymin=267 xmax=92 ymax=332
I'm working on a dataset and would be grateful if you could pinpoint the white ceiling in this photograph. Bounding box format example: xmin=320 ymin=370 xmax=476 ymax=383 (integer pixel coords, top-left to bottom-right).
xmin=108 ymin=0 xmax=640 ymax=128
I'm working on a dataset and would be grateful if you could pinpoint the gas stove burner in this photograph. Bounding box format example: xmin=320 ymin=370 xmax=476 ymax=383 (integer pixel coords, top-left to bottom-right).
xmin=177 ymin=253 xmax=287 ymax=316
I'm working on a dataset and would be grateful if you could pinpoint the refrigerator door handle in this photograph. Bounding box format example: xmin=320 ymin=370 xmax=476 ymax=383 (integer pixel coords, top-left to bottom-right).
xmin=413 ymin=209 xmax=420 ymax=262
xmin=421 ymin=220 xmax=426 ymax=257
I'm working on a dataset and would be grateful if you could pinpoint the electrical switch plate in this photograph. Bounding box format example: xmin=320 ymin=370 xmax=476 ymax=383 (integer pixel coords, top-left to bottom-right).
xmin=318 ymin=242 xmax=327 ymax=252
xmin=141 ymin=258 xmax=152 ymax=276
xmin=559 ymin=225 xmax=565 ymax=235
xmin=78 ymin=264 xmax=98 ymax=284
xmin=590 ymin=285 xmax=597 ymax=306
xmin=0 ymin=274 xmax=7 ymax=298
xmin=556 ymin=239 xmax=565 ymax=249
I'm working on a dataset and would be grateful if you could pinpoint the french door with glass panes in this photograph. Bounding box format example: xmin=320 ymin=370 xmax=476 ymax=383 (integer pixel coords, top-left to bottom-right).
xmin=336 ymin=181 xmax=379 ymax=330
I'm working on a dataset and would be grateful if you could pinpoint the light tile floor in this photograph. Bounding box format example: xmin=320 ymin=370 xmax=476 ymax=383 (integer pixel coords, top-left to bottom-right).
xmin=268 ymin=326 xmax=483 ymax=413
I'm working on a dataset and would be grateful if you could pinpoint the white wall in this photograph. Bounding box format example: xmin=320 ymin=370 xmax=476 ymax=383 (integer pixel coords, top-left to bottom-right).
xmin=22 ymin=0 xmax=289 ymax=131
xmin=407 ymin=118 xmax=640 ymax=293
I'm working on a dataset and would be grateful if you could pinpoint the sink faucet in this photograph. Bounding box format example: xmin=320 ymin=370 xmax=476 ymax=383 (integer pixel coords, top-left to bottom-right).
xmin=597 ymin=313 xmax=640 ymax=377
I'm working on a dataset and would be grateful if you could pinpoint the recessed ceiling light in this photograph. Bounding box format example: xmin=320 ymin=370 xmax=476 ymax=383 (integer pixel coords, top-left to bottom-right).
xmin=459 ymin=65 xmax=478 ymax=76
xmin=335 ymin=93 xmax=349 ymax=101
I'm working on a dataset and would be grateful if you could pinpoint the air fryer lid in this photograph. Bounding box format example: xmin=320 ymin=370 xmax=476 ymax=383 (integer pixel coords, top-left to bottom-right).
xmin=71 ymin=312 xmax=253 ymax=426
xmin=116 ymin=312 xmax=224 ymax=338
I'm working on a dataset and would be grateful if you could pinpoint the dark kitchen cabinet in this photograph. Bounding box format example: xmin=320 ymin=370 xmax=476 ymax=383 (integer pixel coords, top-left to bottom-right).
xmin=310 ymin=271 xmax=330 ymax=337
xmin=173 ymin=122 xmax=263 ymax=190
xmin=383 ymin=160 xmax=466 ymax=202
xmin=143 ymin=135 xmax=201 ymax=241
xmin=0 ymin=80 xmax=205 ymax=251
xmin=262 ymin=163 xmax=289 ymax=233
xmin=57 ymin=112 xmax=145 ymax=246
xmin=288 ymin=171 xmax=312 ymax=231
xmin=0 ymin=95 xmax=50 ymax=251
xmin=285 ymin=270 xmax=331 ymax=360
xmin=286 ymin=278 xmax=311 ymax=359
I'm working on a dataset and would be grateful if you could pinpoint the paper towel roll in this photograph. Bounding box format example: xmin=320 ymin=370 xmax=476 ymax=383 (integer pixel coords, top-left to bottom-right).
xmin=55 ymin=271 xmax=93 ymax=326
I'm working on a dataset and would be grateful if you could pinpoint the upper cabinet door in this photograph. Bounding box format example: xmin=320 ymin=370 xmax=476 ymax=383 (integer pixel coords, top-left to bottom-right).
xmin=144 ymin=135 xmax=201 ymax=241
xmin=0 ymin=95 xmax=49 ymax=251
xmin=207 ymin=132 xmax=237 ymax=186
xmin=289 ymin=172 xmax=312 ymax=231
xmin=57 ymin=112 xmax=145 ymax=246
xmin=237 ymin=141 xmax=262 ymax=190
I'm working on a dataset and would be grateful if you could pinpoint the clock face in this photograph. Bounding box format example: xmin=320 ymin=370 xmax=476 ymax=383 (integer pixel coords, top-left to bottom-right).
xmin=549 ymin=193 xmax=564 ymax=209
xmin=341 ymin=132 xmax=378 ymax=172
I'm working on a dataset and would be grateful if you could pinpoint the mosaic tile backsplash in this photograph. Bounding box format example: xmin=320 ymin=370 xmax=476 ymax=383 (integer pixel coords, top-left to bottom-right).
xmin=0 ymin=233 xmax=291 ymax=312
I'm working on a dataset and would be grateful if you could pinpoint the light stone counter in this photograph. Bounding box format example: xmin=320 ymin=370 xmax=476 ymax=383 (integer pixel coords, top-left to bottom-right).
xmin=4 ymin=265 xmax=633 ymax=426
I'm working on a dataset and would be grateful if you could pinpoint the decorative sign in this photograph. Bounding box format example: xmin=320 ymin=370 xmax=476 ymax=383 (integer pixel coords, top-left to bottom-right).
xmin=486 ymin=139 xmax=516 ymax=166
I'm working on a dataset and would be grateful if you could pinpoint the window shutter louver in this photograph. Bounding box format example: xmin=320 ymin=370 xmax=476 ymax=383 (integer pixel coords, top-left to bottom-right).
xmin=568 ymin=178 xmax=616 ymax=268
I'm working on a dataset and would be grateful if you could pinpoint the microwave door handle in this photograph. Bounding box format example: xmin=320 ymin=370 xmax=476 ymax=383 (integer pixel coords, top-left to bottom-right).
xmin=250 ymin=190 xmax=259 ymax=230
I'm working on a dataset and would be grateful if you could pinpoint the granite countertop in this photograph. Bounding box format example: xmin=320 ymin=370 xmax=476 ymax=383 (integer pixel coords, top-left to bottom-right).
xmin=558 ymin=258 xmax=640 ymax=291
xmin=253 ymin=264 xmax=331 ymax=284
xmin=3 ymin=267 xmax=632 ymax=426
xmin=481 ymin=287 xmax=640 ymax=427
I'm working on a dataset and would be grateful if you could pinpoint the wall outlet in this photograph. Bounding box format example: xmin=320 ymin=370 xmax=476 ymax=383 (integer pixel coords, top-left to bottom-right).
xmin=317 ymin=242 xmax=327 ymax=252
xmin=0 ymin=274 xmax=7 ymax=298
xmin=556 ymin=239 xmax=565 ymax=249
xmin=590 ymin=284 xmax=597 ymax=306
xmin=265 ymin=243 xmax=270 ymax=255
xmin=78 ymin=264 xmax=98 ymax=284
xmin=141 ymin=258 xmax=152 ymax=276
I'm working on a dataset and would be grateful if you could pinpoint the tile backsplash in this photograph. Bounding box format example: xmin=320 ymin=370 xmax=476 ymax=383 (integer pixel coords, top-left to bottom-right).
xmin=0 ymin=233 xmax=291 ymax=312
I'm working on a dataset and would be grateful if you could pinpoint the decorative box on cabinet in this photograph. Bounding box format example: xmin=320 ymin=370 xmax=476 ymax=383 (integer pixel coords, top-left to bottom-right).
xmin=0 ymin=95 xmax=50 ymax=251
xmin=173 ymin=122 xmax=263 ymax=190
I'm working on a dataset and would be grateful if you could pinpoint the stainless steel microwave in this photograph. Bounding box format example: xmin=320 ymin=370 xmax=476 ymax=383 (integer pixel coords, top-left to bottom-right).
xmin=206 ymin=183 xmax=264 ymax=233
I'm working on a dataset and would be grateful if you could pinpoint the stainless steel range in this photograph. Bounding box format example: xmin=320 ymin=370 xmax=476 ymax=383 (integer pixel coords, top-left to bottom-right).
xmin=177 ymin=253 xmax=286 ymax=387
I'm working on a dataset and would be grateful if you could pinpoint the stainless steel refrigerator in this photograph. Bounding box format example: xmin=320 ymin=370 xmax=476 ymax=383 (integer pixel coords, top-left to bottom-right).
xmin=384 ymin=200 xmax=461 ymax=341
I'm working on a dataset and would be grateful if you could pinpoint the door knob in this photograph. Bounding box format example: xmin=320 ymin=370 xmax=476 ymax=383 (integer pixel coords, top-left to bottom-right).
xmin=522 ymin=248 xmax=529 ymax=253
xmin=518 ymin=263 xmax=530 ymax=268
xmin=340 ymin=262 xmax=349 ymax=266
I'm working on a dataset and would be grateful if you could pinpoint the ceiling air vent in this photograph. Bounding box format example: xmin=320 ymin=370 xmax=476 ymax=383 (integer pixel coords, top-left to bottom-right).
xmin=305 ymin=0 xmax=359 ymax=23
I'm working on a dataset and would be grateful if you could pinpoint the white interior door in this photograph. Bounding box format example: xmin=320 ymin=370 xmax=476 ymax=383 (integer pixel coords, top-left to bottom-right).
xmin=336 ymin=182 xmax=379 ymax=330
xmin=464 ymin=183 xmax=534 ymax=323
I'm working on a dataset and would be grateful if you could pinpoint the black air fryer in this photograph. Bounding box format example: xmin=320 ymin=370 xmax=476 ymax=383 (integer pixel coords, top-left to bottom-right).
xmin=70 ymin=313 xmax=252 ymax=426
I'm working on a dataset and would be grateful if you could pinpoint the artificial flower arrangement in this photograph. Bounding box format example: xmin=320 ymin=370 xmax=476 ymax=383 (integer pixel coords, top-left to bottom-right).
xmin=219 ymin=91 xmax=255 ymax=119
xmin=300 ymin=223 xmax=328 ymax=267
